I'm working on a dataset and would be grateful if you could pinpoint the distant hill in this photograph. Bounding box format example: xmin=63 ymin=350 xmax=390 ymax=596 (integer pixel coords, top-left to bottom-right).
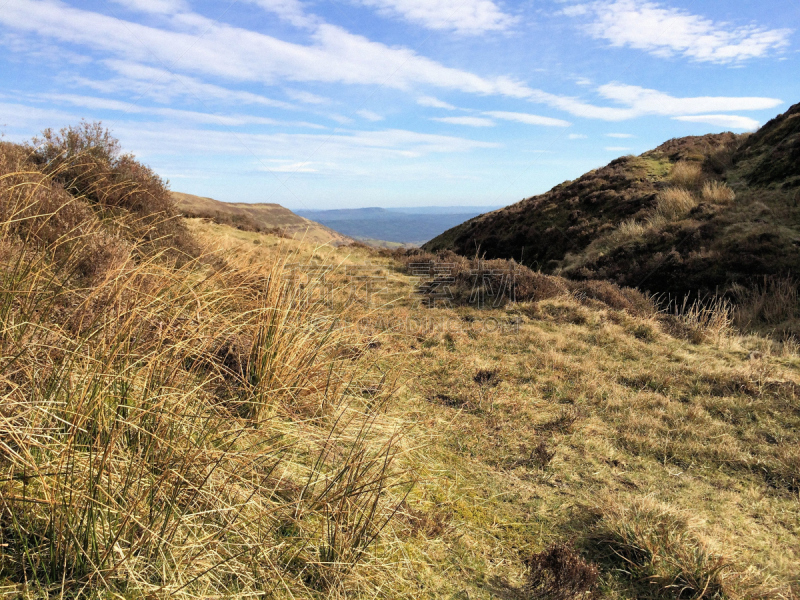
xmin=172 ymin=192 xmax=351 ymax=246
xmin=296 ymin=206 xmax=502 ymax=245
xmin=425 ymin=102 xmax=800 ymax=300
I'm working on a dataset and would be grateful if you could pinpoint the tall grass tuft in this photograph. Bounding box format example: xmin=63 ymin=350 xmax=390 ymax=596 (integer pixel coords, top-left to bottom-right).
xmin=701 ymin=180 xmax=736 ymax=205
xmin=732 ymin=276 xmax=799 ymax=331
xmin=588 ymin=497 xmax=733 ymax=598
xmin=0 ymin=134 xmax=409 ymax=597
xmin=669 ymin=161 xmax=704 ymax=189
xmin=654 ymin=187 xmax=698 ymax=220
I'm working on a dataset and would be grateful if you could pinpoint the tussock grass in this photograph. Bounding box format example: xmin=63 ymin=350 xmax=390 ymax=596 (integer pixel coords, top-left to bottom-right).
xmin=654 ymin=187 xmax=699 ymax=220
xmin=0 ymin=133 xmax=411 ymax=598
xmin=670 ymin=161 xmax=704 ymax=189
xmin=588 ymin=497 xmax=734 ymax=598
xmin=701 ymin=180 xmax=736 ymax=205
xmin=733 ymin=276 xmax=798 ymax=328
xmin=611 ymin=218 xmax=649 ymax=244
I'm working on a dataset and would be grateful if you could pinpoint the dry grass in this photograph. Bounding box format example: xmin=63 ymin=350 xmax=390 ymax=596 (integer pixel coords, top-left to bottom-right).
xmin=654 ymin=187 xmax=699 ymax=220
xmin=588 ymin=497 xmax=734 ymax=598
xmin=2 ymin=125 xmax=800 ymax=600
xmin=0 ymin=136 xmax=411 ymax=598
xmin=610 ymin=218 xmax=649 ymax=244
xmin=732 ymin=276 xmax=799 ymax=337
xmin=701 ymin=180 xmax=736 ymax=205
xmin=670 ymin=161 xmax=704 ymax=189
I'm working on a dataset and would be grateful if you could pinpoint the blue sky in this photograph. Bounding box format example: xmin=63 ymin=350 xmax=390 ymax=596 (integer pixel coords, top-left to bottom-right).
xmin=1 ymin=0 xmax=798 ymax=209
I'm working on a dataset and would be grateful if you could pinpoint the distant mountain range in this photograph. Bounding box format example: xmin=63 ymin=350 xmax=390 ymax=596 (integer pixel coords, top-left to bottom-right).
xmin=295 ymin=206 xmax=503 ymax=245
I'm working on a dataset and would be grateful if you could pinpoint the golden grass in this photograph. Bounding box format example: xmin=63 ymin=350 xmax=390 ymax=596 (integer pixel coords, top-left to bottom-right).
xmin=0 ymin=147 xmax=412 ymax=598
xmin=654 ymin=186 xmax=699 ymax=220
xmin=702 ymin=180 xmax=737 ymax=204
xmin=670 ymin=161 xmax=704 ymax=189
xmin=2 ymin=129 xmax=799 ymax=599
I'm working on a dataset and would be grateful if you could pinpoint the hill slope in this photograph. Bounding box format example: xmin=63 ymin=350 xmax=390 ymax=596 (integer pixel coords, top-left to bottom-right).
xmin=3 ymin=124 xmax=799 ymax=599
xmin=172 ymin=191 xmax=352 ymax=245
xmin=425 ymin=102 xmax=800 ymax=301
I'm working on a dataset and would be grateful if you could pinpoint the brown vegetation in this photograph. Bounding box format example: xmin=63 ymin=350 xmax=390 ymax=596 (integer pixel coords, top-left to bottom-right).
xmin=424 ymin=102 xmax=800 ymax=333
xmin=3 ymin=124 xmax=799 ymax=599
xmin=0 ymin=127 xmax=407 ymax=598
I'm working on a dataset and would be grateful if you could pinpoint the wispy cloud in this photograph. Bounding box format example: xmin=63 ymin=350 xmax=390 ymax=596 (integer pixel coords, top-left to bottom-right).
xmin=0 ymin=1 xmax=782 ymax=125
xmin=485 ymin=111 xmax=571 ymax=127
xmin=432 ymin=116 xmax=495 ymax=127
xmin=246 ymin=0 xmax=318 ymax=28
xmin=569 ymin=133 xmax=588 ymax=139
xmin=356 ymin=109 xmax=384 ymax=121
xmin=351 ymin=0 xmax=517 ymax=34
xmin=0 ymin=1 xmax=534 ymax=97
xmin=606 ymin=132 xmax=634 ymax=138
xmin=265 ymin=160 xmax=319 ymax=173
xmin=81 ymin=60 xmax=297 ymax=109
xmin=285 ymin=89 xmax=330 ymax=105
xmin=109 ymin=0 xmax=189 ymax=14
xmin=417 ymin=96 xmax=459 ymax=110
xmin=673 ymin=114 xmax=760 ymax=131
xmin=40 ymin=93 xmax=327 ymax=128
xmin=1 ymin=99 xmax=499 ymax=165
xmin=565 ymin=0 xmax=792 ymax=64
xmin=533 ymin=83 xmax=783 ymax=121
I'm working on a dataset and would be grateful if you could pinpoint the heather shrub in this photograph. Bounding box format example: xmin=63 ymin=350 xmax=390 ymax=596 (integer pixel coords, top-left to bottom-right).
xmin=525 ymin=544 xmax=598 ymax=600
xmin=31 ymin=121 xmax=197 ymax=260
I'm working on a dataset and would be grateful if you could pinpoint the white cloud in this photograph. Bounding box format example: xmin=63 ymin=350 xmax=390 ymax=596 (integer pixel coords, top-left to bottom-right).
xmin=598 ymin=83 xmax=781 ymax=115
xmin=266 ymin=161 xmax=318 ymax=173
xmin=0 ymin=101 xmax=79 ymax=131
xmin=109 ymin=0 xmax=189 ymax=14
xmin=82 ymin=60 xmax=297 ymax=109
xmin=1 ymin=100 xmax=499 ymax=167
xmin=568 ymin=0 xmax=792 ymax=64
xmin=673 ymin=114 xmax=760 ymax=131
xmin=484 ymin=111 xmax=571 ymax=127
xmin=432 ymin=116 xmax=495 ymax=127
xmin=531 ymin=84 xmax=783 ymax=122
xmin=41 ymin=93 xmax=326 ymax=128
xmin=417 ymin=96 xmax=459 ymax=110
xmin=246 ymin=0 xmax=317 ymax=28
xmin=327 ymin=113 xmax=354 ymax=124
xmin=0 ymin=1 xmax=533 ymax=97
xmin=285 ymin=89 xmax=330 ymax=104
xmin=0 ymin=1 xmax=783 ymax=128
xmin=356 ymin=109 xmax=384 ymax=121
xmin=606 ymin=132 xmax=634 ymax=138
xmin=569 ymin=133 xmax=588 ymax=139
xmin=352 ymin=0 xmax=517 ymax=34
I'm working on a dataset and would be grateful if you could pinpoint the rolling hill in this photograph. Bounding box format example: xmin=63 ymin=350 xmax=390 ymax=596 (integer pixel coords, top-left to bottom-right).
xmin=425 ymin=102 xmax=800 ymax=302
xmin=172 ymin=191 xmax=352 ymax=246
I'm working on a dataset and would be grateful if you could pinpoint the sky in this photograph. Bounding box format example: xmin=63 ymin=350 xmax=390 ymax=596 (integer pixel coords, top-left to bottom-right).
xmin=1 ymin=0 xmax=798 ymax=210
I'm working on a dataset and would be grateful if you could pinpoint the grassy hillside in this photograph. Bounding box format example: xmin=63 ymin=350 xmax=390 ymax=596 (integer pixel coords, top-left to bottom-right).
xmin=173 ymin=190 xmax=352 ymax=245
xmin=1 ymin=125 xmax=798 ymax=599
xmin=425 ymin=103 xmax=800 ymax=318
